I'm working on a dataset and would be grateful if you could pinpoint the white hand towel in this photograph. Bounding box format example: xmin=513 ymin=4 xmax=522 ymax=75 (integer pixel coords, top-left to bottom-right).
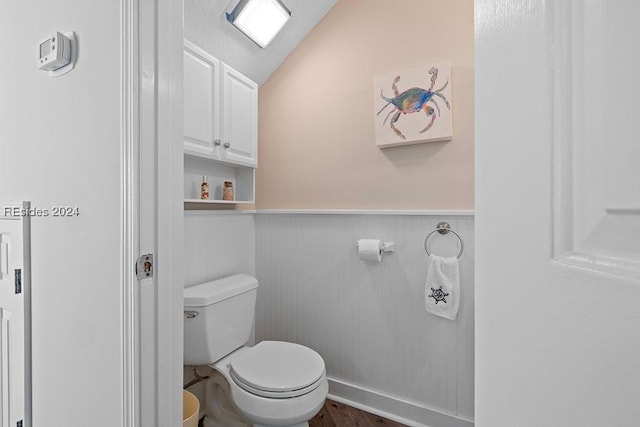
xmin=425 ymin=254 xmax=460 ymax=320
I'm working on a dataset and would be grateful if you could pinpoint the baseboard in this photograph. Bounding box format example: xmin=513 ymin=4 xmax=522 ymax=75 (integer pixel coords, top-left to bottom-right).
xmin=256 ymin=209 xmax=474 ymax=216
xmin=327 ymin=377 xmax=474 ymax=427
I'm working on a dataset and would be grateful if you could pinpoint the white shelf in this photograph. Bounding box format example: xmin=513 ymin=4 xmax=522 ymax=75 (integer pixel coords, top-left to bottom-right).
xmin=184 ymin=199 xmax=254 ymax=205
xmin=184 ymin=156 xmax=255 ymax=208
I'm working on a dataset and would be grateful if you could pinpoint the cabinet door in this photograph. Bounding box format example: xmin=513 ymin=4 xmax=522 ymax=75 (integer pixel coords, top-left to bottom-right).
xmin=183 ymin=41 xmax=220 ymax=158
xmin=221 ymin=64 xmax=258 ymax=167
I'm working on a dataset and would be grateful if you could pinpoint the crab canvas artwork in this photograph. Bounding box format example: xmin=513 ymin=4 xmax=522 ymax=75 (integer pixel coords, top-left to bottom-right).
xmin=373 ymin=61 xmax=453 ymax=147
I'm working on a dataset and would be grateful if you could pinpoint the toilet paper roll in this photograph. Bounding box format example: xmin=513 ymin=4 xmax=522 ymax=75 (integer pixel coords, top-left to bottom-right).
xmin=357 ymin=239 xmax=382 ymax=263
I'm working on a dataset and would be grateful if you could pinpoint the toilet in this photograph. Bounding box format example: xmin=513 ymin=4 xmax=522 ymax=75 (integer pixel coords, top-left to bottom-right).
xmin=183 ymin=274 xmax=328 ymax=427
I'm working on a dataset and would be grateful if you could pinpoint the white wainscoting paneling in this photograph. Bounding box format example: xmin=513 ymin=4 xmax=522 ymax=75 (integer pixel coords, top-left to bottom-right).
xmin=183 ymin=211 xmax=256 ymax=407
xmin=255 ymin=213 xmax=474 ymax=424
xmin=184 ymin=211 xmax=255 ymax=287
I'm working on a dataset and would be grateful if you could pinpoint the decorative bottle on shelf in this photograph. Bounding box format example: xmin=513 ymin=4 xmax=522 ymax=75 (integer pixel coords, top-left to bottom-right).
xmin=223 ymin=181 xmax=234 ymax=201
xmin=200 ymin=176 xmax=209 ymax=200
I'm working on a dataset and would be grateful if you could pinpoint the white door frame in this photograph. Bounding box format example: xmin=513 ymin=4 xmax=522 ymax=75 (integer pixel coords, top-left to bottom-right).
xmin=121 ymin=0 xmax=184 ymax=425
xmin=153 ymin=0 xmax=185 ymax=424
xmin=120 ymin=0 xmax=140 ymax=424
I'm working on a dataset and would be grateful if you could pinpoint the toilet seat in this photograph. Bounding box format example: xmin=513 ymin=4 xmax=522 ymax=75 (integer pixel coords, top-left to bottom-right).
xmin=229 ymin=341 xmax=326 ymax=399
xmin=211 ymin=343 xmax=329 ymax=426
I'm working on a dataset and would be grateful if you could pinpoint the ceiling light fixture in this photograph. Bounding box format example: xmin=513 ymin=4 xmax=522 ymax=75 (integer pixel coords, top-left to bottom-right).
xmin=226 ymin=0 xmax=292 ymax=48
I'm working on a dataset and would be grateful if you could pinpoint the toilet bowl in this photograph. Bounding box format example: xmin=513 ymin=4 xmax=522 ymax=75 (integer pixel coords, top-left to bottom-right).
xmin=205 ymin=343 xmax=328 ymax=427
xmin=184 ymin=274 xmax=328 ymax=427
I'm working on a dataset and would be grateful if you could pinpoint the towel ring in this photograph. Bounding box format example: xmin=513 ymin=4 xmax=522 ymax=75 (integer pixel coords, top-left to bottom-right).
xmin=424 ymin=222 xmax=464 ymax=259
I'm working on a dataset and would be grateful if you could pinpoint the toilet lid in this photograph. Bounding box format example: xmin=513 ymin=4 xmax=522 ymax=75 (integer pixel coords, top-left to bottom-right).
xmin=230 ymin=341 xmax=325 ymax=398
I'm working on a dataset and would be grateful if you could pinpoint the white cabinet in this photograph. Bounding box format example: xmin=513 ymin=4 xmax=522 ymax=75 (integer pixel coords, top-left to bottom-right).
xmin=183 ymin=40 xmax=220 ymax=158
xmin=183 ymin=40 xmax=258 ymax=207
xmin=221 ymin=64 xmax=258 ymax=166
xmin=183 ymin=40 xmax=257 ymax=167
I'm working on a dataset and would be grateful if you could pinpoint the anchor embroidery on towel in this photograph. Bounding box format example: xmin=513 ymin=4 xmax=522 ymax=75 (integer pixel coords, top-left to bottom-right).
xmin=428 ymin=285 xmax=449 ymax=304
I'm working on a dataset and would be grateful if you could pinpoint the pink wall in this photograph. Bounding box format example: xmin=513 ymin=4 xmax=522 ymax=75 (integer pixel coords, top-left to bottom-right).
xmin=257 ymin=0 xmax=474 ymax=210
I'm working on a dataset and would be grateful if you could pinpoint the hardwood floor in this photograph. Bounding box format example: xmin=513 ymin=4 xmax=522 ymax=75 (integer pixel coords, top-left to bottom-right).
xmin=309 ymin=399 xmax=407 ymax=427
xmin=197 ymin=399 xmax=407 ymax=427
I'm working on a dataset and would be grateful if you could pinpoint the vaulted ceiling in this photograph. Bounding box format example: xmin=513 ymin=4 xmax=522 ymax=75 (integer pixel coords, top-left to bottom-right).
xmin=185 ymin=0 xmax=338 ymax=86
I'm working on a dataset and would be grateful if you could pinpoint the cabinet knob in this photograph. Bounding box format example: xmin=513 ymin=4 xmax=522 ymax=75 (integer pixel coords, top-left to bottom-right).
xmin=223 ymin=142 xmax=231 ymax=149
xmin=214 ymin=139 xmax=221 ymax=146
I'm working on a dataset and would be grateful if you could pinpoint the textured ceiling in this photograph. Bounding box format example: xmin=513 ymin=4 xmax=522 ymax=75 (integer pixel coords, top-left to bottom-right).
xmin=185 ymin=0 xmax=338 ymax=86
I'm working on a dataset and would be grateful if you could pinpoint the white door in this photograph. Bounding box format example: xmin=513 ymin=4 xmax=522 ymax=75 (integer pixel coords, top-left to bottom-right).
xmin=222 ymin=63 xmax=258 ymax=167
xmin=0 ymin=203 xmax=30 ymax=427
xmin=476 ymin=1 xmax=640 ymax=426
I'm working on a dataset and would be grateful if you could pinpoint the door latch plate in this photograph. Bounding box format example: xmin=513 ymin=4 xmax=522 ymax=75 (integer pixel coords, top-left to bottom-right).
xmin=136 ymin=254 xmax=153 ymax=280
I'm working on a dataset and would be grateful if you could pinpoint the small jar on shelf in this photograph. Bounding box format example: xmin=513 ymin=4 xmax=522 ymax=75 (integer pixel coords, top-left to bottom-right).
xmin=200 ymin=176 xmax=209 ymax=200
xmin=222 ymin=181 xmax=234 ymax=201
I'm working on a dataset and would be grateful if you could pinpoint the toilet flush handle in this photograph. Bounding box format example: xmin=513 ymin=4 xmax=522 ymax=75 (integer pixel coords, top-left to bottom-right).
xmin=184 ymin=311 xmax=199 ymax=319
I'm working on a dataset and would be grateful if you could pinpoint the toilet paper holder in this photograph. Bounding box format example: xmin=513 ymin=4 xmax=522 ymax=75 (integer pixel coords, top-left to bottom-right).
xmin=355 ymin=240 xmax=395 ymax=253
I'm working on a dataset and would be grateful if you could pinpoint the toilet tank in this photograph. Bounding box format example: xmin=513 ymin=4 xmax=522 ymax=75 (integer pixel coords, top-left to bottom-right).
xmin=183 ymin=274 xmax=258 ymax=365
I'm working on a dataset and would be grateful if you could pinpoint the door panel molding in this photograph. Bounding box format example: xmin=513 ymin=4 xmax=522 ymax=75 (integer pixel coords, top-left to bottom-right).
xmin=1 ymin=308 xmax=10 ymax=427
xmin=550 ymin=0 xmax=640 ymax=279
xmin=0 ymin=202 xmax=31 ymax=427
